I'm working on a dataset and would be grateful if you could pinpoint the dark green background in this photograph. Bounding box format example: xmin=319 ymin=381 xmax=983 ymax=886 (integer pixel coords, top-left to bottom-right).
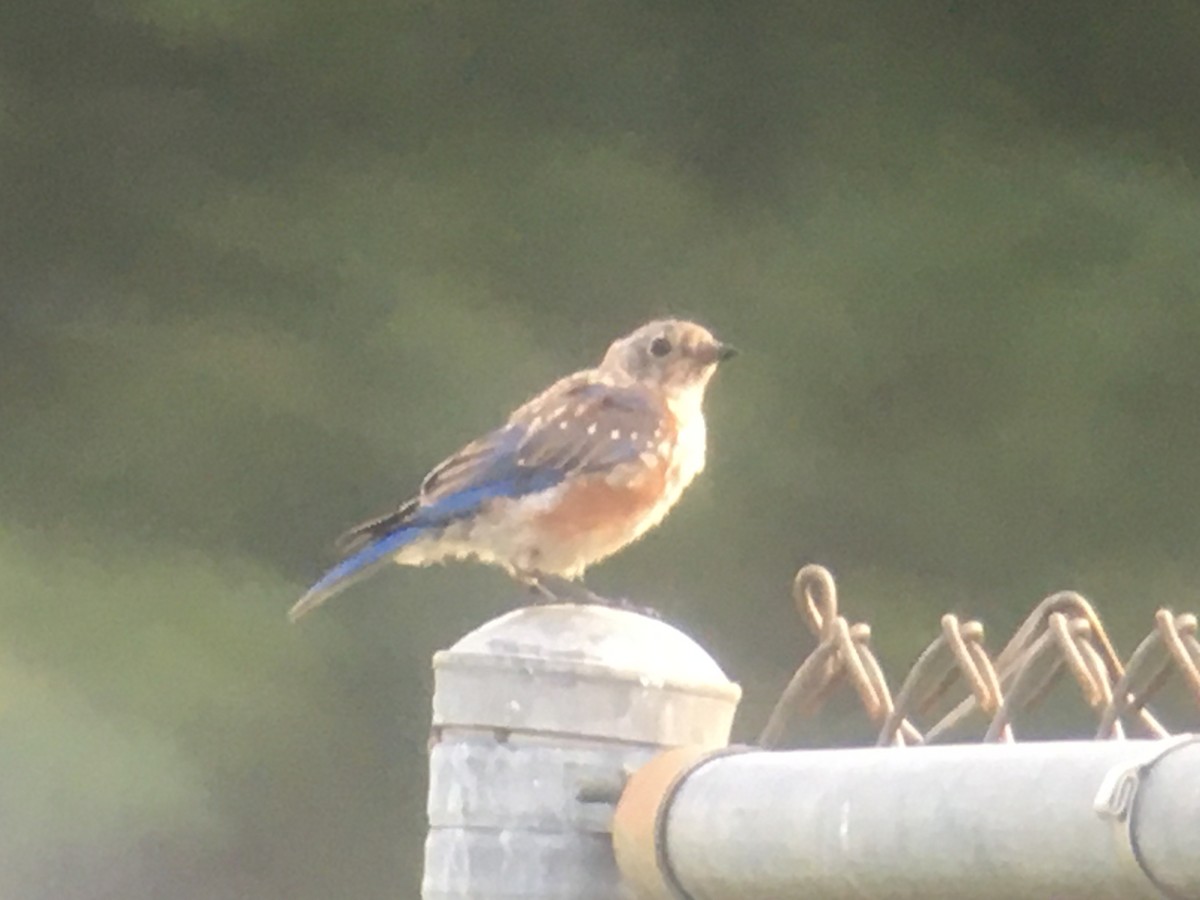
xmin=4 ymin=2 xmax=1200 ymax=896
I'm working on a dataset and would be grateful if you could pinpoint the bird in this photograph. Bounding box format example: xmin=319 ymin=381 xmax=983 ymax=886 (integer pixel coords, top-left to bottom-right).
xmin=288 ymin=318 xmax=736 ymax=621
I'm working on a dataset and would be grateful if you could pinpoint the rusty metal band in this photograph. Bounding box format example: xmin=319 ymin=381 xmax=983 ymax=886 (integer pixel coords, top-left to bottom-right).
xmin=653 ymin=744 xmax=756 ymax=900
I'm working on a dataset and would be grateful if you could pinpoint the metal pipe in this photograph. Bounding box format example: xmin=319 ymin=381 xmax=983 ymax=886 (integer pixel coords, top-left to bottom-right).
xmin=614 ymin=737 xmax=1200 ymax=899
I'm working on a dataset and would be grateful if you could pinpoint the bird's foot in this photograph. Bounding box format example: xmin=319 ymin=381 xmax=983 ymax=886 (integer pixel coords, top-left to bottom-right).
xmin=603 ymin=595 xmax=662 ymax=619
xmin=523 ymin=577 xmax=561 ymax=605
xmin=517 ymin=573 xmax=660 ymax=618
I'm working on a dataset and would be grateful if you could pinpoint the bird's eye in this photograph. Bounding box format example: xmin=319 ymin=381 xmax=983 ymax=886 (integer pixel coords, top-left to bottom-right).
xmin=649 ymin=336 xmax=672 ymax=357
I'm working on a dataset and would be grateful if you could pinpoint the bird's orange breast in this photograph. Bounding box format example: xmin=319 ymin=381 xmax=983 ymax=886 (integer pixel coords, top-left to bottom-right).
xmin=533 ymin=460 xmax=669 ymax=541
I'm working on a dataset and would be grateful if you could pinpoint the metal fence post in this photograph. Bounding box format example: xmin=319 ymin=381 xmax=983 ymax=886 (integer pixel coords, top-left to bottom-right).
xmin=422 ymin=603 xmax=741 ymax=899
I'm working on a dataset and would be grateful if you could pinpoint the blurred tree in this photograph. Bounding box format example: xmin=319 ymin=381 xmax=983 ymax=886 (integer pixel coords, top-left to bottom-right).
xmin=2 ymin=0 xmax=1200 ymax=896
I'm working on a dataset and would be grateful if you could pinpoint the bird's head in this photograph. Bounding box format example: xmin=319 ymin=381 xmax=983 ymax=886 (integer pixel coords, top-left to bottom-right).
xmin=600 ymin=319 xmax=736 ymax=400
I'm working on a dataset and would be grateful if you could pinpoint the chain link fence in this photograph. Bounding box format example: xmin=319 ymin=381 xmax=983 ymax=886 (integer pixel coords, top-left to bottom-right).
xmin=759 ymin=564 xmax=1199 ymax=748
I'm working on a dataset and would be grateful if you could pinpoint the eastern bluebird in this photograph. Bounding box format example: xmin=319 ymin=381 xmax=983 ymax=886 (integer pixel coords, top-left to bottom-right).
xmin=288 ymin=319 xmax=735 ymax=621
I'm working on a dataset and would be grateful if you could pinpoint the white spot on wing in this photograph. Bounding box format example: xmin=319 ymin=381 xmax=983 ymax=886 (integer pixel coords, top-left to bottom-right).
xmin=610 ymin=429 xmax=621 ymax=440
xmin=587 ymin=423 xmax=597 ymax=436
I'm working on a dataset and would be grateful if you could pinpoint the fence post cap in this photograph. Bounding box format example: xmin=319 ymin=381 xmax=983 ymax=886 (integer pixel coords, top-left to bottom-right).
xmin=431 ymin=602 xmax=741 ymax=746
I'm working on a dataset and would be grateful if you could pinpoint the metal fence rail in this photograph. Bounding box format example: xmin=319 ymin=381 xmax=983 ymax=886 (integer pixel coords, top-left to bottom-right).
xmin=613 ymin=736 xmax=1200 ymax=900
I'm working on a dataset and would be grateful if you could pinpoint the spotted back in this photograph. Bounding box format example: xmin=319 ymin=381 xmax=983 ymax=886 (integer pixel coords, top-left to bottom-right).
xmin=508 ymin=378 xmax=672 ymax=473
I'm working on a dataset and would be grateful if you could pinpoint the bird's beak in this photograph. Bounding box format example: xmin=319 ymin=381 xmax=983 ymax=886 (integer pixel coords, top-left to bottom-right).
xmin=696 ymin=340 xmax=729 ymax=367
xmin=700 ymin=340 xmax=739 ymax=362
xmin=696 ymin=340 xmax=737 ymax=366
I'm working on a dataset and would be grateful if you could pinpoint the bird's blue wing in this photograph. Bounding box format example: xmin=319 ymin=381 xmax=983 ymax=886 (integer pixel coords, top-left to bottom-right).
xmin=414 ymin=379 xmax=668 ymax=516
xmin=412 ymin=425 xmax=564 ymax=521
xmin=290 ymin=380 xmax=668 ymax=619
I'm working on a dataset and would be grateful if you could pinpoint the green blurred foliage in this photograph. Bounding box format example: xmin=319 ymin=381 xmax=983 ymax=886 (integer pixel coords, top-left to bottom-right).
xmin=3 ymin=1 xmax=1200 ymax=896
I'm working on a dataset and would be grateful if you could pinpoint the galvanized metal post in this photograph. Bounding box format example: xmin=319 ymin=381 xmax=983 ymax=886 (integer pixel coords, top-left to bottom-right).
xmin=422 ymin=603 xmax=741 ymax=899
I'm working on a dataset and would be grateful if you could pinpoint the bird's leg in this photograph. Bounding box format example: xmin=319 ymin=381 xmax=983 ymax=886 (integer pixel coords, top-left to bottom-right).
xmin=548 ymin=575 xmax=620 ymax=607
xmin=513 ymin=570 xmax=607 ymax=604
xmin=516 ymin=571 xmax=607 ymax=605
xmin=515 ymin=571 xmax=660 ymax=618
xmin=515 ymin=571 xmax=562 ymax=605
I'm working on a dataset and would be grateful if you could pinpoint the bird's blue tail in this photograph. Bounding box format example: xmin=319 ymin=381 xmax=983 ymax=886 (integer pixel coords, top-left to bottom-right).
xmin=288 ymin=527 xmax=418 ymax=622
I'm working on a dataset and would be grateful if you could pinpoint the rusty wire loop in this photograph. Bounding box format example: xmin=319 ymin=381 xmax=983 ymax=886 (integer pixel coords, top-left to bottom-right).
xmin=925 ymin=591 xmax=1165 ymax=742
xmin=1095 ymin=610 xmax=1198 ymax=739
xmin=877 ymin=615 xmax=1010 ymax=746
xmin=762 ymin=565 xmax=1200 ymax=749
xmin=759 ymin=565 xmax=921 ymax=748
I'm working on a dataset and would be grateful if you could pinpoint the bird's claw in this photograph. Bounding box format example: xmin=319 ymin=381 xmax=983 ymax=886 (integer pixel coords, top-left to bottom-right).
xmin=519 ymin=574 xmax=660 ymax=618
